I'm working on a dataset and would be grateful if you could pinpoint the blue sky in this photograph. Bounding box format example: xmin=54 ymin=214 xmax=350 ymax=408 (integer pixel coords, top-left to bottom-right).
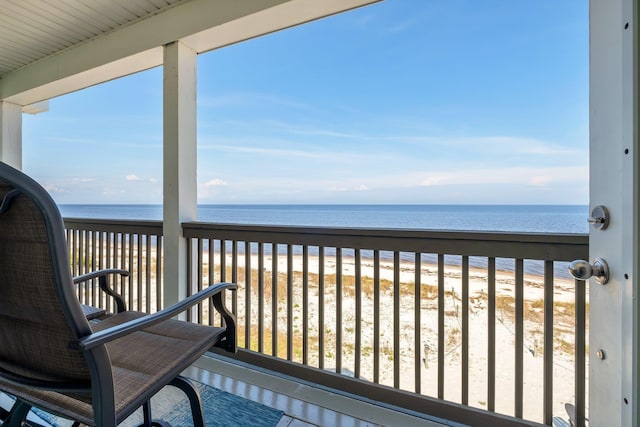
xmin=23 ymin=0 xmax=588 ymax=205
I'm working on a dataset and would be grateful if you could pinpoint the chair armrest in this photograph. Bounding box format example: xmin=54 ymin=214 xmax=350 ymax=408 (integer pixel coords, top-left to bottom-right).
xmin=73 ymin=269 xmax=129 ymax=284
xmin=71 ymin=282 xmax=237 ymax=352
xmin=73 ymin=269 xmax=129 ymax=313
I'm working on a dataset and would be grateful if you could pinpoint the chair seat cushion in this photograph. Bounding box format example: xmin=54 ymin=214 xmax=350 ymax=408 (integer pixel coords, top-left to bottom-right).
xmin=0 ymin=311 xmax=225 ymax=425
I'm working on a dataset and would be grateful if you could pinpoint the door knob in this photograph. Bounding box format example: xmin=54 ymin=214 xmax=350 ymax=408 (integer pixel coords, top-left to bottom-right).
xmin=568 ymin=258 xmax=609 ymax=284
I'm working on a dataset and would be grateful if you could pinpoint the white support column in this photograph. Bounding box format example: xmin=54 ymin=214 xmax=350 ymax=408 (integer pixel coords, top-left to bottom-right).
xmin=162 ymin=41 xmax=197 ymax=309
xmin=589 ymin=0 xmax=638 ymax=425
xmin=0 ymin=101 xmax=22 ymax=169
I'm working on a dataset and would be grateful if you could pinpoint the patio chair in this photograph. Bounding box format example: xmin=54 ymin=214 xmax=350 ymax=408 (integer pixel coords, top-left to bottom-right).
xmin=0 ymin=161 xmax=237 ymax=427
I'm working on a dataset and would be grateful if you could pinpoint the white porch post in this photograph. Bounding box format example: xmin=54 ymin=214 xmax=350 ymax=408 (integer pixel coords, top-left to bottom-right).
xmin=589 ymin=0 xmax=638 ymax=425
xmin=0 ymin=101 xmax=22 ymax=169
xmin=162 ymin=41 xmax=197 ymax=309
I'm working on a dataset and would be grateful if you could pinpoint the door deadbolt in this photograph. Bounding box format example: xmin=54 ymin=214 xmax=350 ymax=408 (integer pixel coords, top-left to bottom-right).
xmin=588 ymin=205 xmax=609 ymax=230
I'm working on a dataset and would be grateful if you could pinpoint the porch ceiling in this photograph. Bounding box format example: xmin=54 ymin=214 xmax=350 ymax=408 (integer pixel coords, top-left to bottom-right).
xmin=0 ymin=0 xmax=379 ymax=105
xmin=0 ymin=0 xmax=188 ymax=78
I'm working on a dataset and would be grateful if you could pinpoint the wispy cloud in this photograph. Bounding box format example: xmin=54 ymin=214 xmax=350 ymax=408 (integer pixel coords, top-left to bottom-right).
xmin=417 ymin=166 xmax=587 ymax=187
xmin=328 ymin=183 xmax=370 ymax=192
xmin=125 ymin=174 xmax=159 ymax=184
xmin=47 ymin=136 xmax=161 ymax=149
xmin=383 ymin=19 xmax=417 ymax=34
xmin=44 ymin=183 xmax=67 ymax=193
xmin=199 ymin=92 xmax=316 ymax=112
xmin=36 ymin=174 xmax=162 ymax=204
xmin=204 ymin=178 xmax=228 ymax=187
xmin=200 ymin=116 xmax=585 ymax=159
xmin=198 ymin=142 xmax=335 ymax=161
xmin=398 ymin=135 xmax=585 ymax=157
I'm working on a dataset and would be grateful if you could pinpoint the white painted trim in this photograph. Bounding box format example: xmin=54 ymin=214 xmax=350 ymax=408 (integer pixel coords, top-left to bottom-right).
xmin=3 ymin=48 xmax=163 ymax=107
xmin=0 ymin=101 xmax=22 ymax=169
xmin=182 ymin=0 xmax=382 ymax=55
xmin=21 ymin=101 xmax=49 ymax=115
xmin=162 ymin=41 xmax=197 ymax=310
xmin=621 ymin=1 xmax=638 ymax=425
xmin=589 ymin=0 xmax=638 ymax=424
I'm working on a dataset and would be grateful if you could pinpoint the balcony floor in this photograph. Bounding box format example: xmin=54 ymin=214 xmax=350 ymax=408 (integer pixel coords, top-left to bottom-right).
xmin=0 ymin=354 xmax=454 ymax=427
xmin=188 ymin=354 xmax=454 ymax=427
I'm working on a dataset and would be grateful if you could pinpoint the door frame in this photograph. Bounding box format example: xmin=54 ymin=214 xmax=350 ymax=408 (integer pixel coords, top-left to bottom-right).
xmin=589 ymin=0 xmax=638 ymax=425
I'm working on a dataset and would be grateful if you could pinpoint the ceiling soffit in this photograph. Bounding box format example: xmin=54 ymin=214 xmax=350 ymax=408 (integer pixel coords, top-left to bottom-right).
xmin=0 ymin=0 xmax=379 ymax=105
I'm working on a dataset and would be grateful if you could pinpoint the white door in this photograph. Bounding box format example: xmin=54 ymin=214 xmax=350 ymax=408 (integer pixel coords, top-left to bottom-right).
xmin=587 ymin=0 xmax=637 ymax=425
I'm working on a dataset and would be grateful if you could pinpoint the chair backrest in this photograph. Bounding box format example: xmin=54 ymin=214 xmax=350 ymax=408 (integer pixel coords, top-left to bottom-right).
xmin=0 ymin=161 xmax=94 ymax=386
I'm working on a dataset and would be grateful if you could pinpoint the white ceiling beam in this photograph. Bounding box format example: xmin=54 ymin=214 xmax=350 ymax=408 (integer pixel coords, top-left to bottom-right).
xmin=183 ymin=0 xmax=381 ymax=54
xmin=0 ymin=0 xmax=378 ymax=106
xmin=2 ymin=48 xmax=162 ymax=106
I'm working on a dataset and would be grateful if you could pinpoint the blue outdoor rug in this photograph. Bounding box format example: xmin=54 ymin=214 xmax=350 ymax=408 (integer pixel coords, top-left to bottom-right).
xmin=3 ymin=379 xmax=284 ymax=427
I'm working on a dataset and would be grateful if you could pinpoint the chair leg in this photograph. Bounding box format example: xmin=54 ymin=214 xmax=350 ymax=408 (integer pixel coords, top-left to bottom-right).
xmin=2 ymin=400 xmax=31 ymax=427
xmin=137 ymin=401 xmax=169 ymax=427
xmin=169 ymin=377 xmax=204 ymax=427
xmin=142 ymin=401 xmax=153 ymax=427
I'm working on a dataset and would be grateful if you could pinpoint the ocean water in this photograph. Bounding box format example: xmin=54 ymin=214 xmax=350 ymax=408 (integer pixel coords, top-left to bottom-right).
xmin=59 ymin=204 xmax=589 ymax=234
xmin=59 ymin=204 xmax=589 ymax=278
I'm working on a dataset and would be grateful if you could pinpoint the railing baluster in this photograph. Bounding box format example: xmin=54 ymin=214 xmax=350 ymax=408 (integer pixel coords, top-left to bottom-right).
xmin=393 ymin=251 xmax=400 ymax=388
xmin=197 ymin=238 xmax=204 ymax=323
xmin=127 ymin=233 xmax=133 ymax=308
xmin=84 ymin=230 xmax=89 ymax=302
xmin=272 ymin=243 xmax=278 ymax=357
xmin=75 ymin=229 xmax=80 ymax=282
xmin=119 ymin=233 xmax=126 ymax=304
xmin=303 ymin=245 xmax=309 ymax=366
xmin=220 ymin=239 xmax=228 ymax=320
xmin=515 ymin=258 xmax=524 ymax=418
xmin=414 ymin=253 xmax=421 ymax=394
xmin=145 ymin=236 xmax=151 ymax=314
xmin=374 ymin=250 xmax=380 ymax=384
xmin=287 ymin=244 xmax=293 ymax=361
xmin=156 ymin=235 xmax=162 ymax=311
xmin=336 ymin=247 xmax=343 ymax=374
xmin=186 ymin=237 xmax=193 ymax=323
xmin=98 ymin=231 xmax=104 ymax=308
xmin=438 ymin=253 xmax=445 ymax=400
xmin=462 ymin=255 xmax=469 ymax=405
xmin=79 ymin=229 xmax=84 ymax=277
xmin=232 ymin=240 xmax=238 ymax=317
xmin=576 ymin=278 xmax=586 ymax=427
xmin=73 ymin=228 xmax=78 ymax=300
xmin=208 ymin=239 xmax=215 ymax=326
xmin=106 ymin=232 xmax=112 ymax=312
xmin=137 ymin=234 xmax=143 ymax=311
xmin=319 ymin=246 xmax=325 ymax=370
xmin=488 ymin=257 xmax=496 ymax=412
xmin=258 ymin=242 xmax=264 ymax=352
xmin=92 ymin=230 xmax=97 ymax=307
xmin=245 ymin=241 xmax=251 ymax=350
xmin=355 ymin=248 xmax=361 ymax=379
xmin=543 ymin=260 xmax=554 ymax=425
xmin=220 ymin=239 xmax=226 ymax=282
xmin=66 ymin=228 xmax=72 ymax=271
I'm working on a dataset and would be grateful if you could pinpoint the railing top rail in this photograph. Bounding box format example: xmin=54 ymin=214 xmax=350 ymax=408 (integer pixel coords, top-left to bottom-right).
xmin=64 ymin=218 xmax=163 ymax=235
xmin=183 ymin=221 xmax=588 ymax=261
